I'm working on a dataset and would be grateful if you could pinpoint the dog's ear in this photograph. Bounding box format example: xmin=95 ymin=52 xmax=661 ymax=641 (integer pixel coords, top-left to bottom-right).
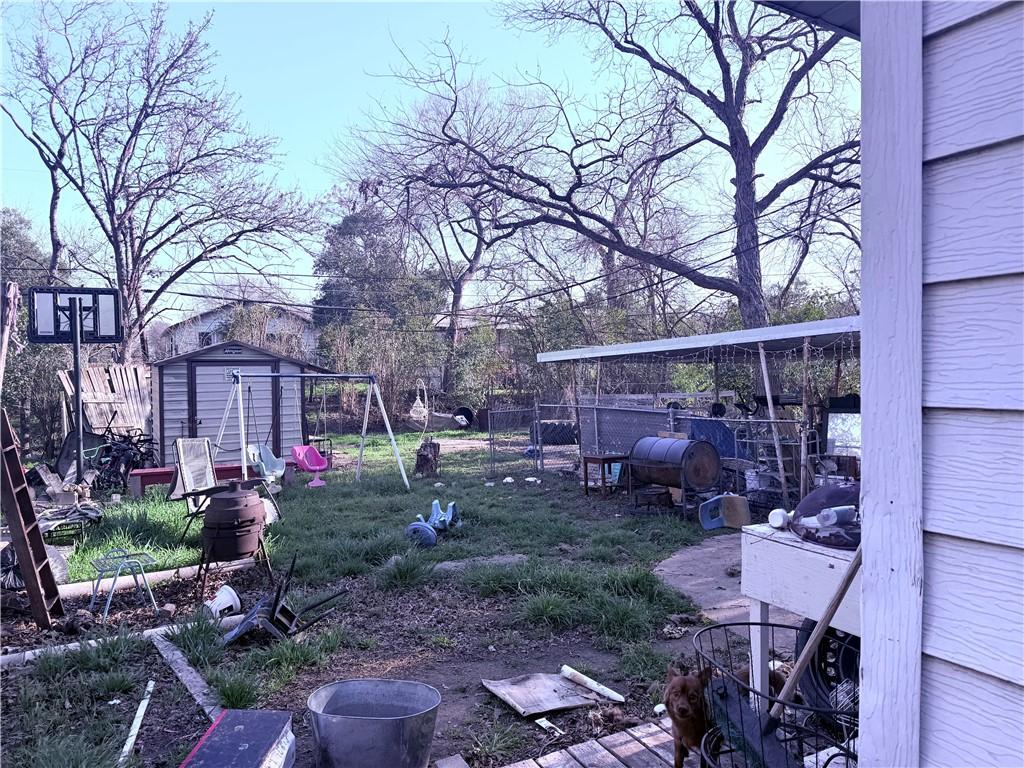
xmin=666 ymin=662 xmax=682 ymax=683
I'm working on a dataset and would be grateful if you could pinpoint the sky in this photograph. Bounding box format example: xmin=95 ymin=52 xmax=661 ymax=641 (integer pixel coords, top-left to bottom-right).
xmin=1 ymin=1 xmax=860 ymax=321
xmin=2 ymin=1 xmax=603 ymax=314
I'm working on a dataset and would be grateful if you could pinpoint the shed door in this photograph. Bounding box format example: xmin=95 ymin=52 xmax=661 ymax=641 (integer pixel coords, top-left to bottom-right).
xmin=189 ymin=363 xmax=276 ymax=466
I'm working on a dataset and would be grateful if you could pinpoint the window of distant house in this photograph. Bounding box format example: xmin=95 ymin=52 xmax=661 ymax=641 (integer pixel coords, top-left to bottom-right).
xmin=198 ymin=331 xmax=215 ymax=347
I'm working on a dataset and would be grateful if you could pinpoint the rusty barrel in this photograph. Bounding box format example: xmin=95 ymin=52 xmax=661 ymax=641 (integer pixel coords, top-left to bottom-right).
xmin=202 ymin=481 xmax=265 ymax=562
xmin=628 ymin=436 xmax=721 ymax=491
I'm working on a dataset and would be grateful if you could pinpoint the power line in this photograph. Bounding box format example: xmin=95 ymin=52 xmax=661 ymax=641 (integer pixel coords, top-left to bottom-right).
xmin=12 ymin=189 xmax=858 ymax=289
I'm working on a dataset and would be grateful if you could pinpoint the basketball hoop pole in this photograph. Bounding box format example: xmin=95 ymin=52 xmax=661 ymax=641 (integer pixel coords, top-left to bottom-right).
xmin=70 ymin=297 xmax=85 ymax=482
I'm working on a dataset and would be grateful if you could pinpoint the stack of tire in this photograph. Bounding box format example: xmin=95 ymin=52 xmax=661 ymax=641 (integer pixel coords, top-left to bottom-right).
xmin=530 ymin=420 xmax=578 ymax=445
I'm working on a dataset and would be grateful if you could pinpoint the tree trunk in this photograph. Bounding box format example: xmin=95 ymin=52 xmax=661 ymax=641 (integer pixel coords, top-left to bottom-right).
xmin=602 ymin=246 xmax=619 ymax=308
xmin=732 ymin=146 xmax=769 ymax=329
xmin=46 ymin=172 xmax=64 ymax=282
xmin=441 ymin=279 xmax=466 ymax=395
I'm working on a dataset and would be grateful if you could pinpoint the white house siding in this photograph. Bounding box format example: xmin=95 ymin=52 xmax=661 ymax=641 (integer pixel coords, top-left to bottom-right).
xmin=919 ymin=2 xmax=1024 ymax=765
xmin=163 ymin=306 xmax=319 ymax=358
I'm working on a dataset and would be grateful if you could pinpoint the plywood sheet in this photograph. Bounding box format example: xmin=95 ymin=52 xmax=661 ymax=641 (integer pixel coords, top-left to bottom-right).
xmin=482 ymin=673 xmax=601 ymax=717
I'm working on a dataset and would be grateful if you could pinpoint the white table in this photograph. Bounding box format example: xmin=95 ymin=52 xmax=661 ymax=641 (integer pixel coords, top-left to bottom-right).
xmin=740 ymin=523 xmax=860 ymax=697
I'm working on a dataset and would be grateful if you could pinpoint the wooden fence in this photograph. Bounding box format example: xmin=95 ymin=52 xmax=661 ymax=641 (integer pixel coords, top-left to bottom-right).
xmin=57 ymin=364 xmax=152 ymax=436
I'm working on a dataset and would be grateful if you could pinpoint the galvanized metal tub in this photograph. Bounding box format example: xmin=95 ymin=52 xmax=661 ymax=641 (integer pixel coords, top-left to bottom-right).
xmin=307 ymin=679 xmax=441 ymax=768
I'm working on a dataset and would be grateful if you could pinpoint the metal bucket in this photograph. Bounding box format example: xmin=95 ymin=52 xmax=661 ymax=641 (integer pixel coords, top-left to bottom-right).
xmin=307 ymin=679 xmax=441 ymax=768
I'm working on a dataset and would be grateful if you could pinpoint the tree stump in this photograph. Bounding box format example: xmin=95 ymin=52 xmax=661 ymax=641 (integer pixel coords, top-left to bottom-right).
xmin=414 ymin=439 xmax=441 ymax=477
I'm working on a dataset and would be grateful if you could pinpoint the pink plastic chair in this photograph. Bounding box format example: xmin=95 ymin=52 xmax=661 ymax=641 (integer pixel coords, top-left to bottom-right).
xmin=291 ymin=444 xmax=329 ymax=488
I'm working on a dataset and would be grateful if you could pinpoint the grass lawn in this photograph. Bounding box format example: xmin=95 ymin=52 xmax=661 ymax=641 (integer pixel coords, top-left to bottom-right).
xmin=10 ymin=429 xmax=713 ymax=767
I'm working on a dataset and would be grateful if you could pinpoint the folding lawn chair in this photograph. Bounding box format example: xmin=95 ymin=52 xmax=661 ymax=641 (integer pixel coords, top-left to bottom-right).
xmin=168 ymin=439 xmax=282 ymax=545
xmin=168 ymin=437 xmax=218 ymax=542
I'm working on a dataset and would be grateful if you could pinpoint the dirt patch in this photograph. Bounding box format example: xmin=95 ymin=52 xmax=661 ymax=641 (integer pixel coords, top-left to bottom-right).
xmin=243 ymin=574 xmax=685 ymax=768
xmin=0 ymin=563 xmax=272 ymax=655
xmin=132 ymin=647 xmax=211 ymax=767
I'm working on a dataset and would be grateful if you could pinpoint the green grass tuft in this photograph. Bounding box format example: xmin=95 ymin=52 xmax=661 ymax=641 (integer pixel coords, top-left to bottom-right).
xmin=19 ymin=733 xmax=119 ymax=768
xmin=470 ymin=722 xmax=527 ymax=762
xmin=89 ymin=670 xmax=138 ymax=698
xmin=581 ymin=593 xmax=655 ymax=642
xmin=169 ymin=613 xmax=225 ymax=669
xmin=619 ymin=642 xmax=672 ymax=681
xmin=518 ymin=590 xmax=579 ymax=629
xmin=374 ymin=549 xmax=435 ymax=590
xmin=210 ymin=670 xmax=260 ymax=709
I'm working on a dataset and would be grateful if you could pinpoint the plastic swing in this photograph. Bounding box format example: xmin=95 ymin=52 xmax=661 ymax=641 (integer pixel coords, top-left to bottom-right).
xmin=291 ymin=381 xmax=330 ymax=488
xmin=309 ymin=384 xmax=333 ymax=468
xmin=244 ymin=386 xmax=287 ymax=489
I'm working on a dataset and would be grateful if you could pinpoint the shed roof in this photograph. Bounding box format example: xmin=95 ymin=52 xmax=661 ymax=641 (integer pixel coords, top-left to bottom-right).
xmin=152 ymin=340 xmax=333 ymax=372
xmin=536 ymin=315 xmax=860 ymax=364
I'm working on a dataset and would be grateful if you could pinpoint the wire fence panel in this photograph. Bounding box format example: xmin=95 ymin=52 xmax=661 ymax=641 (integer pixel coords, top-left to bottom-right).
xmin=486 ymin=407 xmax=538 ymax=478
xmin=578 ymin=404 xmax=673 ymax=455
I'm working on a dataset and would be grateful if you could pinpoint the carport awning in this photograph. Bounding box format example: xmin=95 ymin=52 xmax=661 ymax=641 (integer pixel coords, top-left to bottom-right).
xmin=536 ymin=315 xmax=860 ymax=364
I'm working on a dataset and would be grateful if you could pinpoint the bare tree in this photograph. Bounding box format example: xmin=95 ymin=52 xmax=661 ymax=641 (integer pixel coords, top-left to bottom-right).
xmin=361 ymin=2 xmax=858 ymax=328
xmin=339 ymin=90 xmax=518 ymax=394
xmin=2 ymin=2 xmax=314 ymax=360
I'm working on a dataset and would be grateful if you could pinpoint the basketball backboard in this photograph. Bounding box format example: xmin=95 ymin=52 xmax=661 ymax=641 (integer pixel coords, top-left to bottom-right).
xmin=27 ymin=286 xmax=123 ymax=344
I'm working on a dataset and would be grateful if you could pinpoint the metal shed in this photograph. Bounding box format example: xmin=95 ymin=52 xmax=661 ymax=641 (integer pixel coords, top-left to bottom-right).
xmin=152 ymin=341 xmax=330 ymax=466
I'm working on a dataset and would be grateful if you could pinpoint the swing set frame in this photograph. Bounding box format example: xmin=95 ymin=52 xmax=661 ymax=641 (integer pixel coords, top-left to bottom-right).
xmin=213 ymin=370 xmax=410 ymax=490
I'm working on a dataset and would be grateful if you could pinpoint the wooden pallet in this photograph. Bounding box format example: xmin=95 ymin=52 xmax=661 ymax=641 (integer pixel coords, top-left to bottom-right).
xmin=1 ymin=409 xmax=64 ymax=628
xmin=503 ymin=717 xmax=678 ymax=768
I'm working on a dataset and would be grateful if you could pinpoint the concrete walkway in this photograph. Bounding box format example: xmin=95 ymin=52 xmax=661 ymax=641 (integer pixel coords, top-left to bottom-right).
xmin=654 ymin=531 xmax=803 ymax=629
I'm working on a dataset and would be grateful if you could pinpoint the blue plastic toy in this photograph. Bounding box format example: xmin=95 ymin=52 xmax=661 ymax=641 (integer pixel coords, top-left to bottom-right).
xmin=405 ymin=499 xmax=462 ymax=547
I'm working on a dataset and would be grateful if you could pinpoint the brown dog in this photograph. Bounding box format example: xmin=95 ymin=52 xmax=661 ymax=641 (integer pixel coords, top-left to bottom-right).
xmin=664 ymin=664 xmax=712 ymax=768
xmin=664 ymin=663 xmax=791 ymax=767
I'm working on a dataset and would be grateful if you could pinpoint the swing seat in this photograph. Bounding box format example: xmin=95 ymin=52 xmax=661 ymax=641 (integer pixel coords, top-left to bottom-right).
xmin=247 ymin=444 xmax=286 ymax=482
xmin=291 ymin=445 xmax=329 ymax=488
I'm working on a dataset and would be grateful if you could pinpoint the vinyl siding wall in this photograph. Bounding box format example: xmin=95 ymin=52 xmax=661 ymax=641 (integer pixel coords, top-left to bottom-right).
xmin=919 ymin=2 xmax=1024 ymax=765
xmin=159 ymin=362 xmax=190 ymax=465
xmin=278 ymin=362 xmax=305 ymax=453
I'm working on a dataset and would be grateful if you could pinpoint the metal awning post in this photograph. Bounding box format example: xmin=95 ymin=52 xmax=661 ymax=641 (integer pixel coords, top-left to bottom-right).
xmin=758 ymin=342 xmax=791 ymax=509
xmin=800 ymin=336 xmax=811 ymax=500
xmin=355 ymin=382 xmax=372 ymax=481
xmin=594 ymin=359 xmax=602 ymax=453
xmin=236 ymin=370 xmax=248 ymax=481
xmin=69 ymin=297 xmax=84 ymax=482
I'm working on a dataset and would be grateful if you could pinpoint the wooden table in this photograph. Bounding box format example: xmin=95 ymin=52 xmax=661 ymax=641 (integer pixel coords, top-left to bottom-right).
xmin=741 ymin=523 xmax=860 ymax=699
xmin=502 ymin=717 xmax=677 ymax=767
xmin=581 ymin=453 xmax=629 ymax=496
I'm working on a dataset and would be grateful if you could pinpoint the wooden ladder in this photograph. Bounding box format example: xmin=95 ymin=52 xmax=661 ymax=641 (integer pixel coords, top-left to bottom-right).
xmin=1 ymin=409 xmax=64 ymax=628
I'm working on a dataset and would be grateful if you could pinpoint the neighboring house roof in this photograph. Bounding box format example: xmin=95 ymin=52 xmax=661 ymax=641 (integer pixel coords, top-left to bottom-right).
xmin=152 ymin=339 xmax=333 ymax=372
xmin=161 ymin=301 xmax=313 ymax=335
